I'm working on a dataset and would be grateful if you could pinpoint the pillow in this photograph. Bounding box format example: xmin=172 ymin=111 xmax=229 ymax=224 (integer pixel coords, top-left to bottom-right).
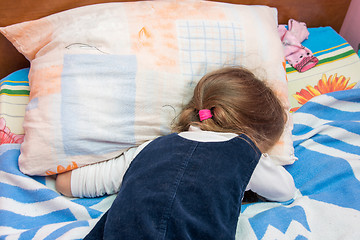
xmin=0 ymin=1 xmax=295 ymax=176
xmin=286 ymin=27 xmax=360 ymax=112
xmin=0 ymin=68 xmax=29 ymax=145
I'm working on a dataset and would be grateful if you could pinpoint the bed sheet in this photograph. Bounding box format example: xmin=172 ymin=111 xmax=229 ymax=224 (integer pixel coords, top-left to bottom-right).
xmin=1 ymin=88 xmax=360 ymax=239
xmin=0 ymin=68 xmax=29 ymax=143
xmin=0 ymin=146 xmax=115 ymax=239
xmin=287 ymin=26 xmax=360 ymax=112
xmin=239 ymin=88 xmax=360 ymax=239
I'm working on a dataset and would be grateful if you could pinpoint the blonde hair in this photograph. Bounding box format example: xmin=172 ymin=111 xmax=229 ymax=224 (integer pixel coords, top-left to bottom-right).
xmin=172 ymin=67 xmax=287 ymax=152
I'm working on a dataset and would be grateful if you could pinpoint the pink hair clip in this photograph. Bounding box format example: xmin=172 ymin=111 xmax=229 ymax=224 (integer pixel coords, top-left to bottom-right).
xmin=199 ymin=109 xmax=212 ymax=121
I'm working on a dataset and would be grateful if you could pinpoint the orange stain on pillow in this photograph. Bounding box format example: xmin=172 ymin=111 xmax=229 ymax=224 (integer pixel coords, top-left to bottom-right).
xmin=138 ymin=27 xmax=152 ymax=47
xmin=126 ymin=1 xmax=226 ymax=71
xmin=45 ymin=161 xmax=78 ymax=175
xmin=28 ymin=65 xmax=63 ymax=100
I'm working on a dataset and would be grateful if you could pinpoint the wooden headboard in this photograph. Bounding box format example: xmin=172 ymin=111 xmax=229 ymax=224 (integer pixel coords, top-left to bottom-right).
xmin=0 ymin=0 xmax=351 ymax=79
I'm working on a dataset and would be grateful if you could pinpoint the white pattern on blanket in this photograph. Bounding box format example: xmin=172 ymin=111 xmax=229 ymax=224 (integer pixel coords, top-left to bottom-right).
xmin=1 ymin=89 xmax=360 ymax=239
xmin=238 ymin=88 xmax=360 ymax=239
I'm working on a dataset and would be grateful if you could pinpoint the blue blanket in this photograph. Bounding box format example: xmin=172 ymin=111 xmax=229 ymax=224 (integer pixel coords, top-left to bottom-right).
xmin=1 ymin=89 xmax=360 ymax=239
xmin=239 ymin=88 xmax=360 ymax=239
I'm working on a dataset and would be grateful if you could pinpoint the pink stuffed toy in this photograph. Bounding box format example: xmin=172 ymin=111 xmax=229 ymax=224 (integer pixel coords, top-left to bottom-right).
xmin=278 ymin=19 xmax=318 ymax=72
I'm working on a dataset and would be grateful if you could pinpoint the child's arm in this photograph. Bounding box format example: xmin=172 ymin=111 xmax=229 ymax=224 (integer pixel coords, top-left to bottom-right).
xmin=55 ymin=171 xmax=72 ymax=197
xmin=247 ymin=154 xmax=297 ymax=202
xmin=56 ymin=141 xmax=151 ymax=198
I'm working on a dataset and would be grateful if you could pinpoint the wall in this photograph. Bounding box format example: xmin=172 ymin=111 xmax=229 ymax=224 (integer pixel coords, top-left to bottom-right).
xmin=340 ymin=0 xmax=360 ymax=52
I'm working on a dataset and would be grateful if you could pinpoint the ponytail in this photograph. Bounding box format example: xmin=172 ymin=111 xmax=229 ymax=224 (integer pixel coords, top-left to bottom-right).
xmin=172 ymin=67 xmax=287 ymax=152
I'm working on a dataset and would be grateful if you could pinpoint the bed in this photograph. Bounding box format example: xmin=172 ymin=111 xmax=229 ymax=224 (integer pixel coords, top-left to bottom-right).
xmin=1 ymin=0 xmax=360 ymax=239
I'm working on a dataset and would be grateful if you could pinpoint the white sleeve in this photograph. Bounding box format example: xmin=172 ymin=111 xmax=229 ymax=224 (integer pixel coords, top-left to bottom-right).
xmin=71 ymin=141 xmax=151 ymax=198
xmin=246 ymin=153 xmax=297 ymax=202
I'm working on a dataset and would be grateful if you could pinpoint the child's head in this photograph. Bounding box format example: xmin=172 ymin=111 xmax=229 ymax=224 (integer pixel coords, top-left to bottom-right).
xmin=173 ymin=66 xmax=287 ymax=152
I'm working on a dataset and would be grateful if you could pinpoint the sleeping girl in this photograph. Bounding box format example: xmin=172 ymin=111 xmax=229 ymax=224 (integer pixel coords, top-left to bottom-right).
xmin=56 ymin=66 xmax=296 ymax=239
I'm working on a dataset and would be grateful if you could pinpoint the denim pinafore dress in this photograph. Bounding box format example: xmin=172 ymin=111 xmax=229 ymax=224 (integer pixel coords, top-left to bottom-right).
xmin=85 ymin=133 xmax=261 ymax=240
